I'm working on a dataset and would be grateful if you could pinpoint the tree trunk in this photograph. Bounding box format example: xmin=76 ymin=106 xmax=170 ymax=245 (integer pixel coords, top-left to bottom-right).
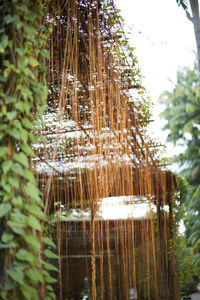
xmin=189 ymin=0 xmax=200 ymax=72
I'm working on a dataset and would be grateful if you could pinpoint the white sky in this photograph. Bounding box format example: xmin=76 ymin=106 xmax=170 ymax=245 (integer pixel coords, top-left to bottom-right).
xmin=116 ymin=0 xmax=196 ymax=163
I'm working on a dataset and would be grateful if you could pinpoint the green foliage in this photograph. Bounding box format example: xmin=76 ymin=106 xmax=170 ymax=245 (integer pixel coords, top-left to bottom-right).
xmin=160 ymin=64 xmax=200 ymax=183
xmin=160 ymin=63 xmax=200 ymax=289
xmin=177 ymin=235 xmax=200 ymax=296
xmin=0 ymin=0 xmax=56 ymax=299
xmin=173 ymin=175 xmax=188 ymax=229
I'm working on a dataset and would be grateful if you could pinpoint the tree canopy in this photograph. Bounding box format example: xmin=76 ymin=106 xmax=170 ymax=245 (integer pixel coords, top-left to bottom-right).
xmin=160 ymin=64 xmax=200 ymax=290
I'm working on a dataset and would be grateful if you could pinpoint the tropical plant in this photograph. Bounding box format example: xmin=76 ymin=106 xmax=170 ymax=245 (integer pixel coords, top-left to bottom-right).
xmin=160 ymin=65 xmax=200 ymax=180
xmin=160 ymin=63 xmax=200 ymax=289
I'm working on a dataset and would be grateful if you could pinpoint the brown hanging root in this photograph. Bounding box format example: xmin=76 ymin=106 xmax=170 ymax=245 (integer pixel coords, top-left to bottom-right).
xmin=35 ymin=0 xmax=181 ymax=299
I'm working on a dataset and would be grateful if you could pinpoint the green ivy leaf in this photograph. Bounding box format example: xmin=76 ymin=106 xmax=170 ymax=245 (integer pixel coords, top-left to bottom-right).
xmin=28 ymin=132 xmax=37 ymax=143
xmin=49 ymin=292 xmax=56 ymax=300
xmin=39 ymin=134 xmax=46 ymax=142
xmin=43 ymin=237 xmax=56 ymax=249
xmin=13 ymin=120 xmax=22 ymax=130
xmin=12 ymin=163 xmax=24 ymax=176
xmin=44 ymin=276 xmax=57 ymax=284
xmin=25 ymin=267 xmax=44 ymax=284
xmin=12 ymin=196 xmax=23 ymax=209
xmin=20 ymin=128 xmax=28 ymax=144
xmin=1 ymin=232 xmax=14 ymax=243
xmin=2 ymin=105 xmax=7 ymax=115
xmin=13 ymin=152 xmax=29 ymax=168
xmin=3 ymin=67 xmax=12 ymax=77
xmin=24 ymin=232 xmax=40 ymax=252
xmin=41 ymin=269 xmax=49 ymax=277
xmin=4 ymin=14 xmax=18 ymax=24
xmin=2 ymin=160 xmax=13 ymax=173
xmin=23 ymin=169 xmax=36 ymax=183
xmin=44 ymin=262 xmax=58 ymax=273
xmin=21 ymin=143 xmax=35 ymax=157
xmin=7 ymin=268 xmax=24 ymax=284
xmin=3 ymin=184 xmax=12 ymax=194
xmin=0 ymin=132 xmax=4 ymax=140
xmin=29 ymin=57 xmax=39 ymax=67
xmin=8 ymin=176 xmax=19 ymax=189
xmin=13 ymin=261 xmax=28 ymax=271
xmin=40 ymin=49 xmax=50 ymax=59
xmin=0 ymin=124 xmax=7 ymax=130
xmin=20 ymin=284 xmax=39 ymax=300
xmin=16 ymin=249 xmax=35 ymax=264
xmin=10 ymin=209 xmax=26 ymax=222
xmin=0 ymin=203 xmax=12 ymax=218
xmin=46 ymin=285 xmax=54 ymax=292
xmin=44 ymin=249 xmax=59 ymax=259
xmin=16 ymin=101 xmax=25 ymax=113
xmin=3 ymin=282 xmax=16 ymax=291
xmin=0 ymin=34 xmax=8 ymax=53
xmin=5 ymin=111 xmax=17 ymax=121
xmin=0 ymin=146 xmax=8 ymax=157
xmin=5 ymin=95 xmax=17 ymax=104
xmin=27 ymin=215 xmax=42 ymax=231
xmin=22 ymin=118 xmax=33 ymax=129
xmin=25 ymin=203 xmax=45 ymax=219
xmin=0 ymin=241 xmax=16 ymax=249
xmin=7 ymin=221 xmax=25 ymax=235
xmin=7 ymin=128 xmax=21 ymax=140
xmin=25 ymin=25 xmax=37 ymax=36
xmin=24 ymin=182 xmax=41 ymax=202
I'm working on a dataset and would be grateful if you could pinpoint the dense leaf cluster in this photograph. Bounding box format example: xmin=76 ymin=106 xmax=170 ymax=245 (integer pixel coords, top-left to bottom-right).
xmin=0 ymin=1 xmax=57 ymax=299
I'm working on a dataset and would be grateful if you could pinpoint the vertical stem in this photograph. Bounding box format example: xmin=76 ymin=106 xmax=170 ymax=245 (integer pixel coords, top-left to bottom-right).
xmin=189 ymin=0 xmax=200 ymax=72
xmin=91 ymin=207 xmax=97 ymax=300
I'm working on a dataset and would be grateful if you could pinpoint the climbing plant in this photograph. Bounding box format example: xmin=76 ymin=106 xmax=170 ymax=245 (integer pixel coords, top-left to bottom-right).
xmin=0 ymin=1 xmax=57 ymax=299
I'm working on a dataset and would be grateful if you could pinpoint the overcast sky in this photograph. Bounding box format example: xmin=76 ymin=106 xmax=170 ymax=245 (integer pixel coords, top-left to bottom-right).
xmin=116 ymin=0 xmax=196 ymax=99
xmin=116 ymin=0 xmax=197 ymax=161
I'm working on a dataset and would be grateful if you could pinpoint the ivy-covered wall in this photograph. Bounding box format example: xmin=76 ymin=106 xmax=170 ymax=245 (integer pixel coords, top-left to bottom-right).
xmin=0 ymin=1 xmax=56 ymax=299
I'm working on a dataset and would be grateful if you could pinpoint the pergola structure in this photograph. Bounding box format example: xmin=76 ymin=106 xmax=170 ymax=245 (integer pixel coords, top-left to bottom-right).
xmin=34 ymin=1 xmax=181 ymax=299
